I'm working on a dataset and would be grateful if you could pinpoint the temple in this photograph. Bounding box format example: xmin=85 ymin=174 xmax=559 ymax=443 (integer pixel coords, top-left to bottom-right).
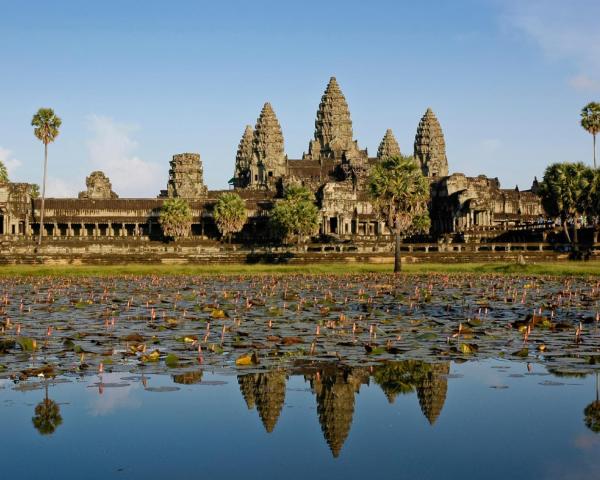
xmin=0 ymin=76 xmax=544 ymax=242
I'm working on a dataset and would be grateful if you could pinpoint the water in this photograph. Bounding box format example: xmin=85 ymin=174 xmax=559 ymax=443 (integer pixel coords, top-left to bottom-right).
xmin=1 ymin=360 xmax=598 ymax=480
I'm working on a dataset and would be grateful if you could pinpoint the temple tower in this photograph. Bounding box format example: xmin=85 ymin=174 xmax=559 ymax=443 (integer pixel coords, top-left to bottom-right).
xmin=166 ymin=153 xmax=208 ymax=198
xmin=377 ymin=129 xmax=401 ymax=160
xmin=307 ymin=77 xmax=357 ymax=161
xmin=414 ymin=108 xmax=448 ymax=178
xmin=233 ymin=125 xmax=254 ymax=188
xmin=78 ymin=171 xmax=118 ymax=199
xmin=251 ymin=102 xmax=287 ymax=188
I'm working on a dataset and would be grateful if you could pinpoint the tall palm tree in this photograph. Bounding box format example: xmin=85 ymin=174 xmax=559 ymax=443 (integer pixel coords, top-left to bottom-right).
xmin=584 ymin=372 xmax=600 ymax=433
xmin=581 ymin=102 xmax=600 ymax=169
xmin=31 ymin=108 xmax=62 ymax=245
xmin=368 ymin=155 xmax=431 ymax=272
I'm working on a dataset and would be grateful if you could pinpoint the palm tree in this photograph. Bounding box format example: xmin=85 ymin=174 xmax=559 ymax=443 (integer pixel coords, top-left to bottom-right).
xmin=538 ymin=162 xmax=594 ymax=245
xmin=159 ymin=198 xmax=193 ymax=240
xmin=32 ymin=382 xmax=63 ymax=435
xmin=31 ymin=108 xmax=62 ymax=245
xmin=581 ymin=102 xmax=600 ymax=168
xmin=0 ymin=161 xmax=8 ymax=183
xmin=368 ymin=155 xmax=430 ymax=272
xmin=213 ymin=192 xmax=247 ymax=243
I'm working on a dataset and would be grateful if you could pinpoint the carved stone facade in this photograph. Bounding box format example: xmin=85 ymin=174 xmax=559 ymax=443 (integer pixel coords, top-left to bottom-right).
xmin=377 ymin=129 xmax=401 ymax=160
xmin=0 ymin=76 xmax=545 ymax=243
xmin=165 ymin=153 xmax=208 ymax=199
xmin=78 ymin=171 xmax=118 ymax=199
xmin=414 ymin=108 xmax=448 ymax=178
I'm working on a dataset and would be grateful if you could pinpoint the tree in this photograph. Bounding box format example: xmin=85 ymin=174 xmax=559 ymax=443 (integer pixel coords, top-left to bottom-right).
xmin=213 ymin=192 xmax=247 ymax=243
xmin=0 ymin=161 xmax=8 ymax=183
xmin=32 ymin=383 xmax=62 ymax=436
xmin=581 ymin=102 xmax=600 ymax=169
xmin=584 ymin=373 xmax=600 ymax=433
xmin=368 ymin=155 xmax=430 ymax=273
xmin=270 ymin=185 xmax=320 ymax=244
xmin=31 ymin=108 xmax=62 ymax=246
xmin=159 ymin=198 xmax=193 ymax=240
xmin=538 ymin=162 xmax=594 ymax=245
xmin=30 ymin=184 xmax=40 ymax=199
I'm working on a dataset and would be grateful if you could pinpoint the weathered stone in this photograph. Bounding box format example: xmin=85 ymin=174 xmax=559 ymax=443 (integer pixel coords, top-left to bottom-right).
xmin=233 ymin=125 xmax=254 ymax=188
xmin=166 ymin=153 xmax=207 ymax=199
xmin=414 ymin=108 xmax=448 ymax=178
xmin=377 ymin=129 xmax=401 ymax=160
xmin=78 ymin=171 xmax=118 ymax=200
xmin=250 ymin=103 xmax=287 ymax=188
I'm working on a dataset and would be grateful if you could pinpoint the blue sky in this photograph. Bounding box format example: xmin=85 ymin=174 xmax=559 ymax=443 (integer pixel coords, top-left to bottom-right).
xmin=1 ymin=0 xmax=599 ymax=197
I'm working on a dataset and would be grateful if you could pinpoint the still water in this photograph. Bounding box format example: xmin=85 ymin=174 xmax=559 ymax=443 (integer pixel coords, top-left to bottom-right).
xmin=1 ymin=360 xmax=599 ymax=480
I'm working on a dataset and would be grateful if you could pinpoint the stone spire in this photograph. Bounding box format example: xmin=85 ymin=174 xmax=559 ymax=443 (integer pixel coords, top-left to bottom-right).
xmin=78 ymin=171 xmax=118 ymax=199
xmin=238 ymin=373 xmax=257 ymax=409
xmin=252 ymin=103 xmax=287 ymax=186
xmin=416 ymin=362 xmax=450 ymax=425
xmin=377 ymin=129 xmax=401 ymax=160
xmin=414 ymin=108 xmax=448 ymax=178
xmin=234 ymin=125 xmax=253 ymax=188
xmin=254 ymin=371 xmax=286 ymax=433
xmin=166 ymin=153 xmax=208 ymax=198
xmin=310 ymin=77 xmax=355 ymax=159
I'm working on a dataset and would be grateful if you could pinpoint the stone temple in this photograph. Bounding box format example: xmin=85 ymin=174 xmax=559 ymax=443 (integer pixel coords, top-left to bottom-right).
xmin=0 ymin=77 xmax=543 ymax=242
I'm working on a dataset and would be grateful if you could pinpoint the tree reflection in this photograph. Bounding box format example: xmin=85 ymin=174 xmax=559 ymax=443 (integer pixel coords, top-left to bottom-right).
xmin=32 ymin=382 xmax=63 ymax=436
xmin=584 ymin=372 xmax=600 ymax=433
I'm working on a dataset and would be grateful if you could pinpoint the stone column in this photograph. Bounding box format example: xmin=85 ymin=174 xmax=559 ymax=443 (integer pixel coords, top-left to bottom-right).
xmin=135 ymin=223 xmax=139 ymax=236
xmin=67 ymin=222 xmax=72 ymax=237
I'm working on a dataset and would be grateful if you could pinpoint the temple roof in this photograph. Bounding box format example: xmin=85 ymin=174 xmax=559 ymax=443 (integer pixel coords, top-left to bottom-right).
xmin=414 ymin=108 xmax=448 ymax=177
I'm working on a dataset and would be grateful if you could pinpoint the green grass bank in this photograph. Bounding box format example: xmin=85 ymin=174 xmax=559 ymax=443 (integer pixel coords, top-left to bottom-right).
xmin=1 ymin=261 xmax=600 ymax=276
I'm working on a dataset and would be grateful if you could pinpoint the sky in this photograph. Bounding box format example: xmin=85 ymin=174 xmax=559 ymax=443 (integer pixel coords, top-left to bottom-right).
xmin=1 ymin=0 xmax=599 ymax=197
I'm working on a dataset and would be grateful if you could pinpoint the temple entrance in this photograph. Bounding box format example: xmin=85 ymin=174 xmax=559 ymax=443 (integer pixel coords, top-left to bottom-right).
xmin=329 ymin=217 xmax=338 ymax=234
xmin=0 ymin=215 xmax=4 ymax=235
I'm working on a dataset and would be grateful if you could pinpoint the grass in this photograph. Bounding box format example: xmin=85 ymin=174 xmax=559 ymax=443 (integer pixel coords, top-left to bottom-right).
xmin=1 ymin=261 xmax=600 ymax=276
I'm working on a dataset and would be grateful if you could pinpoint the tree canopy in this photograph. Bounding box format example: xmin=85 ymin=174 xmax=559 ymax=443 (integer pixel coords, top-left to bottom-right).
xmin=368 ymin=155 xmax=430 ymax=271
xmin=213 ymin=192 xmax=247 ymax=242
xmin=538 ymin=162 xmax=594 ymax=243
xmin=32 ymin=108 xmax=62 ymax=145
xmin=581 ymin=102 xmax=600 ymax=168
xmin=159 ymin=198 xmax=193 ymax=240
xmin=270 ymin=185 xmax=320 ymax=244
xmin=0 ymin=161 xmax=8 ymax=183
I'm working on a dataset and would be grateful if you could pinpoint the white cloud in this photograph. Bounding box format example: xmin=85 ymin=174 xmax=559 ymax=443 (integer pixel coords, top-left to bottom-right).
xmin=86 ymin=115 xmax=163 ymax=197
xmin=0 ymin=146 xmax=22 ymax=177
xmin=46 ymin=176 xmax=78 ymax=197
xmin=501 ymin=0 xmax=600 ymax=92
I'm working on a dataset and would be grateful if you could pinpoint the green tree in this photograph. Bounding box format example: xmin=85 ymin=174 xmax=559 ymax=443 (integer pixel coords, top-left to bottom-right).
xmin=0 ymin=161 xmax=8 ymax=183
xmin=270 ymin=185 xmax=320 ymax=244
xmin=32 ymin=384 xmax=62 ymax=436
xmin=31 ymin=108 xmax=62 ymax=246
xmin=538 ymin=162 xmax=594 ymax=245
xmin=368 ymin=155 xmax=430 ymax=273
xmin=213 ymin=192 xmax=247 ymax=243
xmin=30 ymin=184 xmax=40 ymax=199
xmin=584 ymin=373 xmax=600 ymax=433
xmin=159 ymin=198 xmax=193 ymax=240
xmin=581 ymin=102 xmax=600 ymax=168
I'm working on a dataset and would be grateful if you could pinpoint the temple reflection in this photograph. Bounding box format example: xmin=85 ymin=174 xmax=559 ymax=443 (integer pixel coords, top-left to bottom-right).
xmin=238 ymin=370 xmax=287 ymax=433
xmin=305 ymin=365 xmax=370 ymax=457
xmin=236 ymin=361 xmax=450 ymax=457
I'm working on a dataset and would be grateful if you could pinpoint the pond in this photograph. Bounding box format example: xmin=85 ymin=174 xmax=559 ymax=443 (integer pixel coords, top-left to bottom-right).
xmin=0 ymin=274 xmax=599 ymax=478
